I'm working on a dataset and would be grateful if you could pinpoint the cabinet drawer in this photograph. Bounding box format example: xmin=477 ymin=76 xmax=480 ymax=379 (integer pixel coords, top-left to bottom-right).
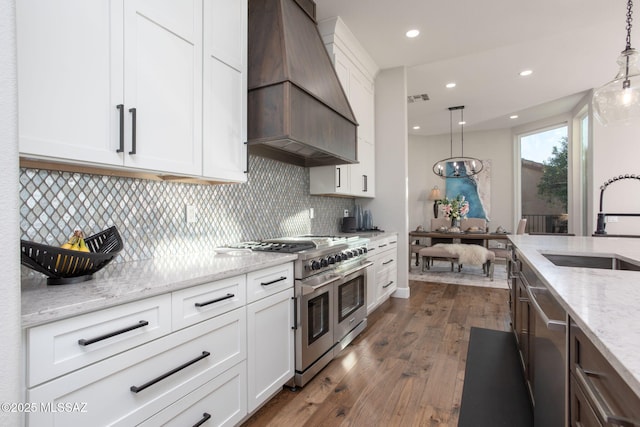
xmin=569 ymin=320 xmax=640 ymax=424
xmin=570 ymin=374 xmax=603 ymax=427
xmin=27 ymin=294 xmax=172 ymax=387
xmin=27 ymin=308 xmax=246 ymax=427
xmin=172 ymin=274 xmax=246 ymax=330
xmin=371 ymin=236 xmax=397 ymax=254
xmin=138 ymin=361 xmax=247 ymax=427
xmin=246 ymin=263 xmax=293 ymax=303
xmin=377 ymin=264 xmax=397 ymax=295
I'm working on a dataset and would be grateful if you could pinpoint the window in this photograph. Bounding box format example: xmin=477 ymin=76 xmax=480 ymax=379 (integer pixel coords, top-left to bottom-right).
xmin=519 ymin=125 xmax=569 ymax=234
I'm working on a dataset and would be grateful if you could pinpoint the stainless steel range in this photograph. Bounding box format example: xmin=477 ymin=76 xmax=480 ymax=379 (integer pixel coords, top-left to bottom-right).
xmin=233 ymin=235 xmax=372 ymax=387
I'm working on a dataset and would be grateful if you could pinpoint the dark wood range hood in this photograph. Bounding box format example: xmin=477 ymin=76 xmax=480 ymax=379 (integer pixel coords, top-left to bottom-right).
xmin=247 ymin=0 xmax=358 ymax=167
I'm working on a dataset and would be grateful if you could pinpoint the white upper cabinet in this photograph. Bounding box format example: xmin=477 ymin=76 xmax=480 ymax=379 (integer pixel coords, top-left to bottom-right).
xmin=17 ymin=0 xmax=123 ymax=166
xmin=17 ymin=0 xmax=247 ymax=182
xmin=122 ymin=0 xmax=203 ymax=175
xmin=310 ymin=17 xmax=378 ymax=198
xmin=202 ymin=0 xmax=248 ymax=182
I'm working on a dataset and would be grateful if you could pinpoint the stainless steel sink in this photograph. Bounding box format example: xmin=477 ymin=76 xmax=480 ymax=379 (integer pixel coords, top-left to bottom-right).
xmin=542 ymin=253 xmax=640 ymax=271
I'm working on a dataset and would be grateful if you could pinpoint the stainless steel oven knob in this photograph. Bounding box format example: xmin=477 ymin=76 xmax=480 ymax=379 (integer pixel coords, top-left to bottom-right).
xmin=310 ymin=260 xmax=321 ymax=270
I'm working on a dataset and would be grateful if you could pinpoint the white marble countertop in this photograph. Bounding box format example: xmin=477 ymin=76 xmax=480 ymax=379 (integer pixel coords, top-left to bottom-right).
xmin=21 ymin=250 xmax=297 ymax=328
xmin=508 ymin=235 xmax=640 ymax=398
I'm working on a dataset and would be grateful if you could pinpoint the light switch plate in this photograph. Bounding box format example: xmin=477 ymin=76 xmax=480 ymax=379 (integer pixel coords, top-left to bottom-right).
xmin=185 ymin=205 xmax=197 ymax=223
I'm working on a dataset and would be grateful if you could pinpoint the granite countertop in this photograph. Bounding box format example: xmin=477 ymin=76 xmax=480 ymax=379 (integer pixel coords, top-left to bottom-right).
xmin=21 ymin=250 xmax=297 ymax=328
xmin=509 ymin=234 xmax=640 ymax=398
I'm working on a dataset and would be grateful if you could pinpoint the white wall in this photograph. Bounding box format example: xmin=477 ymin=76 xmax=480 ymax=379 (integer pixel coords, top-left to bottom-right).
xmin=0 ymin=0 xmax=23 ymax=425
xmin=592 ymin=116 xmax=640 ymax=235
xmin=409 ymin=128 xmax=515 ymax=233
xmin=360 ymin=67 xmax=410 ymax=298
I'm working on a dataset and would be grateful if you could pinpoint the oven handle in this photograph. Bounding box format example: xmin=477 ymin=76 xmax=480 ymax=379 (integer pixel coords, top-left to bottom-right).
xmin=299 ymin=276 xmax=341 ymax=296
xmin=339 ymin=261 xmax=374 ymax=279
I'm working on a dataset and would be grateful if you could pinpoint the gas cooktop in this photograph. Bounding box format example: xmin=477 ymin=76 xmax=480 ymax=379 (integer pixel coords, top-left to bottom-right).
xmin=230 ymin=235 xmax=364 ymax=254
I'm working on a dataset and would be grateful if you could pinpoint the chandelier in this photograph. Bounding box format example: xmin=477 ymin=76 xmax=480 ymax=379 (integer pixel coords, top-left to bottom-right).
xmin=593 ymin=0 xmax=640 ymax=126
xmin=432 ymin=106 xmax=484 ymax=178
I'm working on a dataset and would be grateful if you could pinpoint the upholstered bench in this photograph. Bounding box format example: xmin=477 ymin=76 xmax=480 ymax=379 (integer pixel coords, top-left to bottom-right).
xmin=419 ymin=244 xmax=495 ymax=280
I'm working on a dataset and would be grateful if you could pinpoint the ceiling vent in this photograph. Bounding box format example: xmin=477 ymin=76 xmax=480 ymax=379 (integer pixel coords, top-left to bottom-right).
xmin=407 ymin=94 xmax=430 ymax=103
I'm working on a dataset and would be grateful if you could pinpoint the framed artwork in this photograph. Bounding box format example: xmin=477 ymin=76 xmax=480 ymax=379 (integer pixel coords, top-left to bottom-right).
xmin=445 ymin=159 xmax=491 ymax=220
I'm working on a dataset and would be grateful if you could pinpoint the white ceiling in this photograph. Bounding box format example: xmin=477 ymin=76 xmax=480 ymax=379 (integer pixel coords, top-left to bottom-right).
xmin=314 ymin=0 xmax=626 ymax=136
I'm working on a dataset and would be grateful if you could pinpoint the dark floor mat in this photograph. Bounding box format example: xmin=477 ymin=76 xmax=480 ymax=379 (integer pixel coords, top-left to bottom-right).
xmin=458 ymin=327 xmax=533 ymax=427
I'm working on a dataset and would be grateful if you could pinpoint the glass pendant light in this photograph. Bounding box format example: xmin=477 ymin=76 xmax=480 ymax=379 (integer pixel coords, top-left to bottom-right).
xmin=432 ymin=106 xmax=484 ymax=178
xmin=593 ymin=0 xmax=640 ymax=126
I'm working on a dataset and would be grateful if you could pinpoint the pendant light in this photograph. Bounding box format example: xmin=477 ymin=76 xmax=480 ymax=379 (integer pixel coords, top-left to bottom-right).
xmin=593 ymin=0 xmax=640 ymax=126
xmin=432 ymin=106 xmax=484 ymax=178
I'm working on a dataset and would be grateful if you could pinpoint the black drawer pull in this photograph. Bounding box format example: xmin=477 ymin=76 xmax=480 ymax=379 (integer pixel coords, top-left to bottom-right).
xmin=382 ymin=259 xmax=394 ymax=265
xmin=78 ymin=320 xmax=149 ymax=346
xmin=130 ymin=351 xmax=210 ymax=393
xmin=193 ymin=412 xmax=211 ymax=427
xmin=116 ymin=104 xmax=124 ymax=153
xmin=244 ymin=141 xmax=249 ymax=174
xmin=383 ymin=280 xmax=394 ymax=289
xmin=261 ymin=276 xmax=287 ymax=286
xmin=291 ymin=296 xmax=298 ymax=330
xmin=379 ymin=244 xmax=387 ymax=248
xmin=128 ymin=107 xmax=137 ymax=155
xmin=194 ymin=293 xmax=235 ymax=308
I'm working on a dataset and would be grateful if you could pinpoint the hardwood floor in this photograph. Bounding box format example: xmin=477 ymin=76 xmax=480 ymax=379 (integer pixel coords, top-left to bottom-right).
xmin=242 ymin=281 xmax=511 ymax=427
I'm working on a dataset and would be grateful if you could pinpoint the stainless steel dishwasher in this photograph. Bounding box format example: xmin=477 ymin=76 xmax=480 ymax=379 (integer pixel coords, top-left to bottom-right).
xmin=519 ymin=257 xmax=567 ymax=427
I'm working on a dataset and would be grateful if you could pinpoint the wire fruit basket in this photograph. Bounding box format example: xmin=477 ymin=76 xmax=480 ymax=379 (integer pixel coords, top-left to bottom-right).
xmin=21 ymin=226 xmax=124 ymax=285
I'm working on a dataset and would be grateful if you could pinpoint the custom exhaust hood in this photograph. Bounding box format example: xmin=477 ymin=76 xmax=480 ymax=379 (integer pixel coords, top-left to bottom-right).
xmin=247 ymin=0 xmax=358 ymax=167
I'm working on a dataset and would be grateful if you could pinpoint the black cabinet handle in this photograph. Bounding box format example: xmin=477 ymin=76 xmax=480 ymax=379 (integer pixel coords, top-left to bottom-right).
xmin=128 ymin=107 xmax=137 ymax=154
xmin=382 ymin=259 xmax=394 ymax=265
xmin=337 ymin=167 xmax=341 ymax=188
xmin=194 ymin=293 xmax=234 ymax=308
xmin=78 ymin=320 xmax=149 ymax=346
xmin=244 ymin=141 xmax=249 ymax=174
xmin=261 ymin=276 xmax=287 ymax=286
xmin=363 ymin=174 xmax=368 ymax=192
xmin=193 ymin=412 xmax=211 ymax=427
xmin=291 ymin=296 xmax=297 ymax=330
xmin=116 ymin=104 xmax=124 ymax=153
xmin=130 ymin=351 xmax=210 ymax=393
xmin=383 ymin=280 xmax=394 ymax=289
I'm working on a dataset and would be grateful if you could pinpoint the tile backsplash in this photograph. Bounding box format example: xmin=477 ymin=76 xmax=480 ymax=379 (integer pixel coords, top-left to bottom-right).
xmin=20 ymin=155 xmax=354 ymax=266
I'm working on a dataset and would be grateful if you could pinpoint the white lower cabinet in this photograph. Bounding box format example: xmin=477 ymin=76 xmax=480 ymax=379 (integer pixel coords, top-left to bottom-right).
xmin=366 ymin=236 xmax=398 ymax=313
xmin=24 ymin=262 xmax=295 ymax=426
xmin=138 ymin=361 xmax=247 ymax=427
xmin=27 ymin=308 xmax=246 ymax=426
xmin=247 ymin=288 xmax=294 ymax=412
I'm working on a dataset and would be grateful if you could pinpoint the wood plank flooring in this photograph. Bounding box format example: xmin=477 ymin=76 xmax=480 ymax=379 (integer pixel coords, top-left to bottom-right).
xmin=241 ymin=281 xmax=511 ymax=427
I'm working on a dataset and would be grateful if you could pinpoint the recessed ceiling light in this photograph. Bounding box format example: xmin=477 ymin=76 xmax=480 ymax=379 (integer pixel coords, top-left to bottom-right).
xmin=445 ymin=82 xmax=456 ymax=89
xmin=519 ymin=70 xmax=533 ymax=77
xmin=510 ymin=115 xmax=519 ymax=119
xmin=412 ymin=125 xmax=421 ymax=130
xmin=405 ymin=29 xmax=420 ymax=38
xmin=458 ymin=121 xmax=466 ymax=125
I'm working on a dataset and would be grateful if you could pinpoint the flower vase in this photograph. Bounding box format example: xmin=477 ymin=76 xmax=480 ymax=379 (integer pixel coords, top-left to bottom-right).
xmin=451 ymin=218 xmax=460 ymax=229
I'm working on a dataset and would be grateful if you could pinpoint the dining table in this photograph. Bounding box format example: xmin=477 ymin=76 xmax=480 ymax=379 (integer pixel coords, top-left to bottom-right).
xmin=409 ymin=230 xmax=510 ymax=267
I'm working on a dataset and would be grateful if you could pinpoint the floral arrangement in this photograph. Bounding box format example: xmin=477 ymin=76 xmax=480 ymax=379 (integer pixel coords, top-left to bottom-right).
xmin=439 ymin=194 xmax=469 ymax=220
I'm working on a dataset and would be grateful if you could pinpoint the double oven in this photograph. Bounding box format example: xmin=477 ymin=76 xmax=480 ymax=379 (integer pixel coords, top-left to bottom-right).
xmin=233 ymin=236 xmax=371 ymax=387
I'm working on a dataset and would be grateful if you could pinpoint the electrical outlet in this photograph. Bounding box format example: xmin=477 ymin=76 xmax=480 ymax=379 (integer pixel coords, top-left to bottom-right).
xmin=185 ymin=205 xmax=197 ymax=224
xmin=343 ymin=209 xmax=349 ymax=217
xmin=309 ymin=208 xmax=315 ymax=219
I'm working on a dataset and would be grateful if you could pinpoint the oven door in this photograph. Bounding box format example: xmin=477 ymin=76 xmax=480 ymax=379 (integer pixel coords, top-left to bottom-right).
xmin=296 ymin=274 xmax=339 ymax=374
xmin=334 ymin=261 xmax=373 ymax=348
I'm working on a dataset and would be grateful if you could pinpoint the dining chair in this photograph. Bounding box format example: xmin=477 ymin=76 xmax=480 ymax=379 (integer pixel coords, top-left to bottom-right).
xmin=460 ymin=218 xmax=487 ymax=246
xmin=489 ymin=218 xmax=527 ymax=269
